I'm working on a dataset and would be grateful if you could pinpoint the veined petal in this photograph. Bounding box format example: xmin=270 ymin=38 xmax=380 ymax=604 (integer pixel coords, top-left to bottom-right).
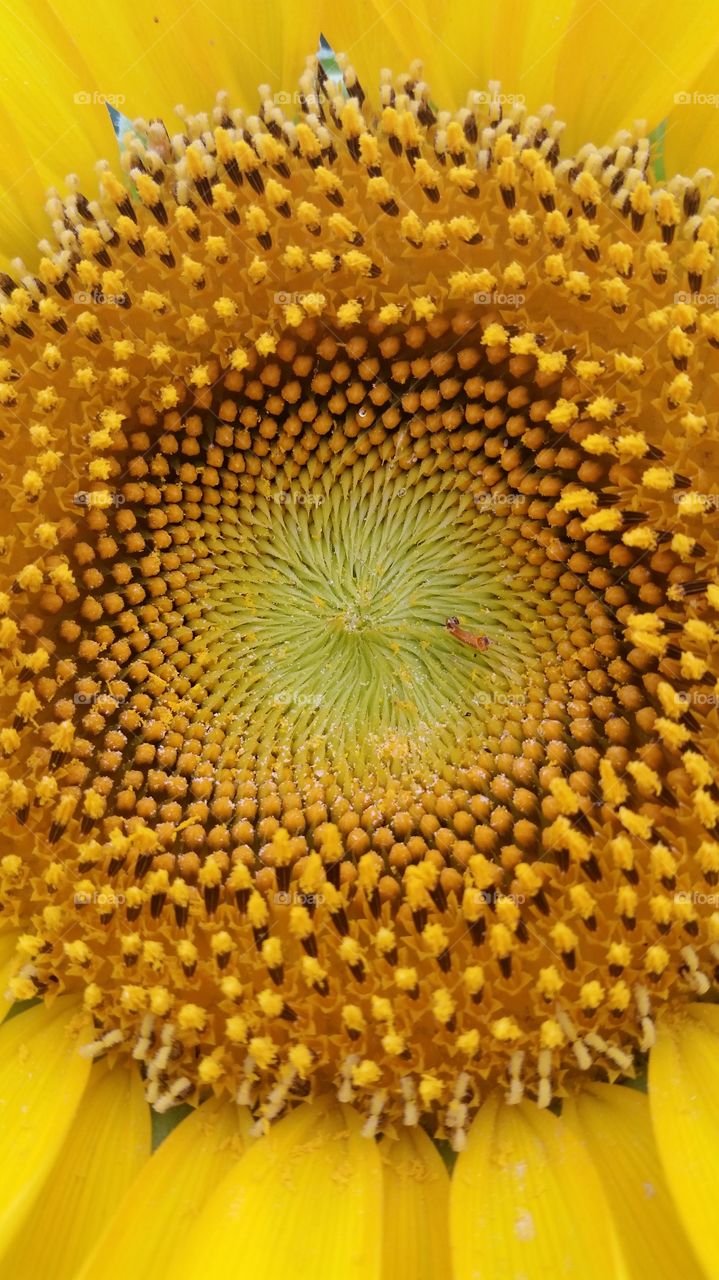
xmin=450 ymin=1093 xmax=626 ymax=1280
xmin=44 ymin=0 xmax=386 ymax=135
xmin=381 ymin=1124 xmax=450 ymax=1280
xmin=471 ymin=0 xmax=575 ymax=115
xmin=1 ymin=1060 xmax=150 ymax=1280
xmin=0 ymin=999 xmax=91 ymax=1260
xmin=0 ymin=109 xmax=59 ymax=272
xmin=662 ymin=44 xmax=719 ymax=174
xmin=175 ymin=1098 xmax=383 ymax=1280
xmin=649 ymin=1003 xmax=719 ymax=1280
xmin=0 ymin=0 xmax=112 ymax=261
xmin=552 ymin=0 xmax=719 ymax=156
xmin=563 ymin=1083 xmax=704 ymax=1280
xmin=361 ymin=0 xmax=493 ymax=109
xmin=46 ymin=0 xmax=316 ymax=118
xmin=77 ymin=1096 xmax=254 ymax=1280
xmin=364 ymin=0 xmax=575 ymax=114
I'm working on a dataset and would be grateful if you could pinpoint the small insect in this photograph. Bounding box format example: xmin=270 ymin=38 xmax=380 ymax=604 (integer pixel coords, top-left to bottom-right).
xmin=445 ymin=616 xmax=491 ymax=651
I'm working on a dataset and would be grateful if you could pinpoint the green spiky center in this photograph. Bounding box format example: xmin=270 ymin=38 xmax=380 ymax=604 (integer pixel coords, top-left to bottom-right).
xmin=200 ymin=445 xmax=546 ymax=775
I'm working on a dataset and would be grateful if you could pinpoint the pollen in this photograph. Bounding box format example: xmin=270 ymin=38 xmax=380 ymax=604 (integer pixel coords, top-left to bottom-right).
xmin=0 ymin=52 xmax=717 ymax=1142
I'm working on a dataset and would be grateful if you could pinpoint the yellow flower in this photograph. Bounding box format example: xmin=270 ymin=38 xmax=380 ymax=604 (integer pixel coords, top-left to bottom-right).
xmin=0 ymin=3 xmax=718 ymax=1278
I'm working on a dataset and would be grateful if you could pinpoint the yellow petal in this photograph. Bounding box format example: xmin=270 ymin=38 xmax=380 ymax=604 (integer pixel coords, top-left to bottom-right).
xmin=381 ymin=1125 xmax=450 ymax=1280
xmin=649 ymin=1003 xmax=719 ymax=1280
xmin=359 ymin=0 xmax=719 ymax=153
xmin=663 ymin=44 xmax=719 ymax=174
xmin=41 ymin=0 xmax=318 ymax=120
xmin=361 ymin=0 xmax=576 ymax=115
xmin=1 ymin=1060 xmax=150 ymax=1280
xmin=451 ymin=1093 xmax=626 ymax=1279
xmin=78 ymin=1096 xmax=254 ymax=1280
xmin=563 ymin=1083 xmax=704 ymax=1280
xmin=0 ymin=998 xmax=91 ymax=1259
xmin=474 ymin=0 xmax=576 ymax=116
xmin=553 ymin=0 xmax=719 ymax=155
xmin=0 ymin=109 xmax=56 ymax=271
xmin=69 ymin=0 xmax=421 ymax=123
xmin=0 ymin=931 xmax=19 ymax=1021
xmin=175 ymin=1098 xmax=383 ymax=1280
xmin=359 ymin=0 xmax=492 ymax=109
xmin=0 ymin=0 xmax=112 ymax=261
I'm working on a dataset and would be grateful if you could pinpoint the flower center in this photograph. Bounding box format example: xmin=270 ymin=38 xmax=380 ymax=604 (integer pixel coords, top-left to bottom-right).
xmin=199 ymin=406 xmax=544 ymax=775
xmin=0 ymin=56 xmax=718 ymax=1140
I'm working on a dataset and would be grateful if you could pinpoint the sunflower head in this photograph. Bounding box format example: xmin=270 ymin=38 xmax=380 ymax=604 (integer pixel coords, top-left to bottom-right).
xmin=0 ymin=38 xmax=717 ymax=1162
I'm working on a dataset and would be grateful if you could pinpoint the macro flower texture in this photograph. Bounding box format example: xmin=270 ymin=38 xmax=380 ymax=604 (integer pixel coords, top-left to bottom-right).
xmin=2 ymin=0 xmax=719 ymax=1276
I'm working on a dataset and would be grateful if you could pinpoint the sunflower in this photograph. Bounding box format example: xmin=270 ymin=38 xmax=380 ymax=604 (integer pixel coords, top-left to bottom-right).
xmin=1 ymin=2 xmax=719 ymax=1277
